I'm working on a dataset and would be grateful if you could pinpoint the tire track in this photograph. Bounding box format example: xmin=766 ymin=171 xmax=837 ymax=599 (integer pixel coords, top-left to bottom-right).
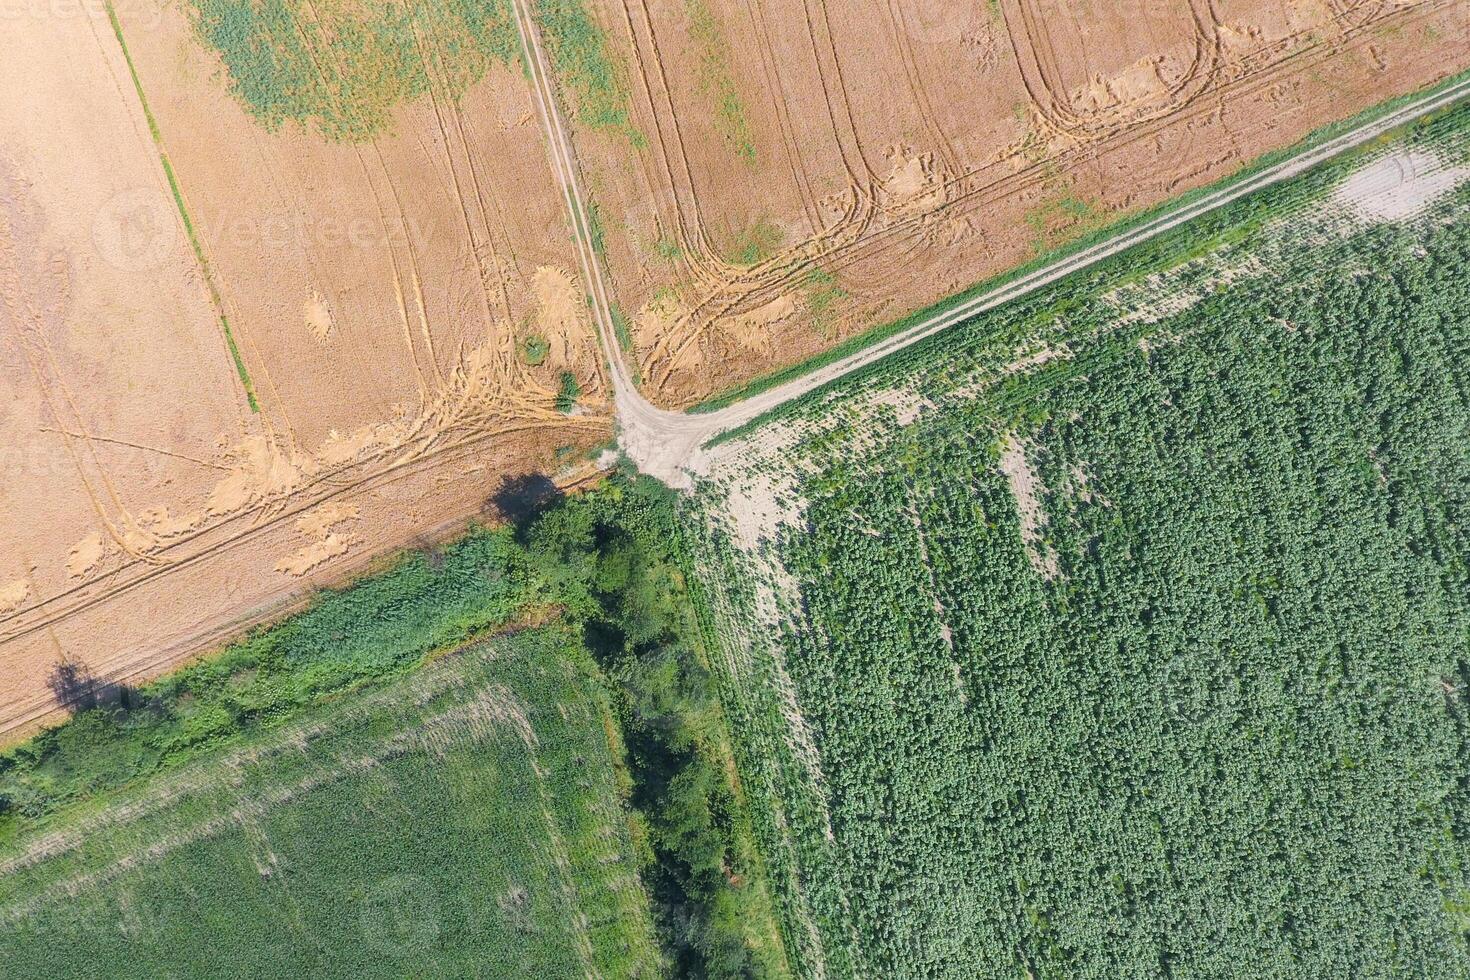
xmin=639 ymin=0 xmax=1458 ymax=387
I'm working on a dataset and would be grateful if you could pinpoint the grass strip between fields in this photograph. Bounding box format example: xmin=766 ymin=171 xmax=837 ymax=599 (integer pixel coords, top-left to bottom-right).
xmin=103 ymin=0 xmax=260 ymax=413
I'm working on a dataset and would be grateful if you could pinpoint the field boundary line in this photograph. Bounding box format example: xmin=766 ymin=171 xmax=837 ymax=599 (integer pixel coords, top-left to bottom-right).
xmin=101 ymin=0 xmax=260 ymax=413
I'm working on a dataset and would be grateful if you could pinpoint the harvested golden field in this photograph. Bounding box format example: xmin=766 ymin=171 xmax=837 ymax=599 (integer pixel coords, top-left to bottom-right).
xmin=551 ymin=0 xmax=1469 ymax=405
xmin=0 ymin=0 xmax=609 ymax=736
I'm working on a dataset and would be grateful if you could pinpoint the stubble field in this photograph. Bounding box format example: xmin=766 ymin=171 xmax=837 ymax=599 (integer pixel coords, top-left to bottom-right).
xmin=551 ymin=0 xmax=1469 ymax=404
xmin=0 ymin=0 xmax=610 ymax=736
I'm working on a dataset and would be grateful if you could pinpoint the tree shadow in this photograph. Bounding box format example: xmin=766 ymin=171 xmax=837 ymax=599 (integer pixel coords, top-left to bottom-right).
xmin=485 ymin=473 xmax=564 ymax=534
xmin=47 ymin=661 xmax=134 ymax=715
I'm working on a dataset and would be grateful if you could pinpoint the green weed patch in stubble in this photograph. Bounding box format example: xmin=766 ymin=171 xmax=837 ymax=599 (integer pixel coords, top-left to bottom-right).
xmin=189 ymin=0 xmax=521 ymax=139
xmin=724 ymin=216 xmax=784 ymax=267
xmin=686 ymin=0 xmax=756 ymax=162
xmin=533 ymin=0 xmax=644 ymax=146
xmin=521 ymin=333 xmax=551 ymax=365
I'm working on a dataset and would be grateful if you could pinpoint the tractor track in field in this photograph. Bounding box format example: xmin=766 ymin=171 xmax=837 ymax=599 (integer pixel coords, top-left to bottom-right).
xmin=512 ymin=6 xmax=1470 ymax=489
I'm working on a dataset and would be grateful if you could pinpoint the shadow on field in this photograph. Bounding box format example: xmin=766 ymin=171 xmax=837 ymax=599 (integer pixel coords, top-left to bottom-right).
xmin=485 ymin=473 xmax=564 ymax=533
xmin=47 ymin=661 xmax=135 ymax=715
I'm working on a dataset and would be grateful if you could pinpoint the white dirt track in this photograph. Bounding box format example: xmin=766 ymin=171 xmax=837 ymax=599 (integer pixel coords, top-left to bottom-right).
xmin=512 ymin=0 xmax=1470 ymax=489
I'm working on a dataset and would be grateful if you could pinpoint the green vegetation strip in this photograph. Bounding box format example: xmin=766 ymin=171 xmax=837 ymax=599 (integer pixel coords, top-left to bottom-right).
xmin=691 ymin=67 xmax=1470 ymax=415
xmin=0 ymin=528 xmax=533 ymax=832
xmin=105 ymin=0 xmax=259 ymax=413
xmin=0 ymin=481 xmax=791 ymax=979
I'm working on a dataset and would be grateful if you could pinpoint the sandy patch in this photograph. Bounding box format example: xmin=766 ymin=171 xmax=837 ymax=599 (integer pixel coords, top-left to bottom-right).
xmin=66 ymin=534 xmax=107 ymax=580
xmin=0 ymin=580 xmax=30 ymax=615
xmin=1334 ymin=149 xmax=1469 ymax=222
xmin=294 ymin=501 xmax=360 ymax=539
xmin=274 ymin=534 xmax=355 ymax=578
xmin=531 ymin=265 xmax=587 ymax=367
xmin=275 ymin=502 xmax=361 ymax=577
xmin=114 ymin=506 xmax=203 ymax=557
xmin=881 ymin=146 xmax=950 ymax=215
xmin=997 ymin=435 xmax=1059 ymax=580
xmin=1077 ymin=56 xmax=1171 ymax=111
xmin=315 ymin=419 xmax=408 ymax=468
xmin=634 ymin=290 xmax=686 ymax=350
xmin=304 ymin=292 xmax=335 ymax=343
xmin=1217 ymin=24 xmax=1264 ymax=59
xmin=722 ymin=293 xmax=796 ymax=356
xmin=136 ymin=506 xmax=199 ymax=539
xmin=206 ymin=436 xmax=319 ymax=517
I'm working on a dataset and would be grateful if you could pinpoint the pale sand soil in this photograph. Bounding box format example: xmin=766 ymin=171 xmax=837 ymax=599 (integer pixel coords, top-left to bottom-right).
xmin=997 ymin=435 xmax=1059 ymax=580
xmin=562 ymin=0 xmax=1470 ymax=407
xmin=1333 ymin=146 xmax=1470 ymax=219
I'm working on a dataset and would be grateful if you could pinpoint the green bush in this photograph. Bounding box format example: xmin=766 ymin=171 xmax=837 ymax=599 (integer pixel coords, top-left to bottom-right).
xmin=555 ymin=371 xmax=582 ymax=412
xmin=522 ymin=334 xmax=551 ymax=366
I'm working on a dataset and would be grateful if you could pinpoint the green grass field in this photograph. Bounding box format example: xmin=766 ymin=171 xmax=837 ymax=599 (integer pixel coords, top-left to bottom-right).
xmin=0 ymin=481 xmax=789 ymax=979
xmin=687 ymin=104 xmax=1470 ymax=977
xmin=0 ymin=625 xmax=659 ymax=978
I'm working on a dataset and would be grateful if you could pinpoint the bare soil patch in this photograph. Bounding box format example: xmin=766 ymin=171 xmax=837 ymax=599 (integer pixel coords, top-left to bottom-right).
xmin=1334 ymin=147 xmax=1470 ymax=219
xmin=997 ymin=435 xmax=1059 ymax=580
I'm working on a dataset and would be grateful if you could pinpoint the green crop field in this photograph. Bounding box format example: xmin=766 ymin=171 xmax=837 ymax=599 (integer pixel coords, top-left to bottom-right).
xmin=0 ymin=625 xmax=658 ymax=978
xmin=685 ymin=105 xmax=1470 ymax=977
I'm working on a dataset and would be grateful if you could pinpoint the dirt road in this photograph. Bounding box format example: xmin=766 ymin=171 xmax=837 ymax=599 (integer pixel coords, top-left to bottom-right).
xmin=512 ymin=11 xmax=1469 ymax=489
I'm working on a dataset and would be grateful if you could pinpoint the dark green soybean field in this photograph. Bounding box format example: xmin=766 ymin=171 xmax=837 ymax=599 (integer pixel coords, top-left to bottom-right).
xmin=689 ymin=107 xmax=1470 ymax=978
